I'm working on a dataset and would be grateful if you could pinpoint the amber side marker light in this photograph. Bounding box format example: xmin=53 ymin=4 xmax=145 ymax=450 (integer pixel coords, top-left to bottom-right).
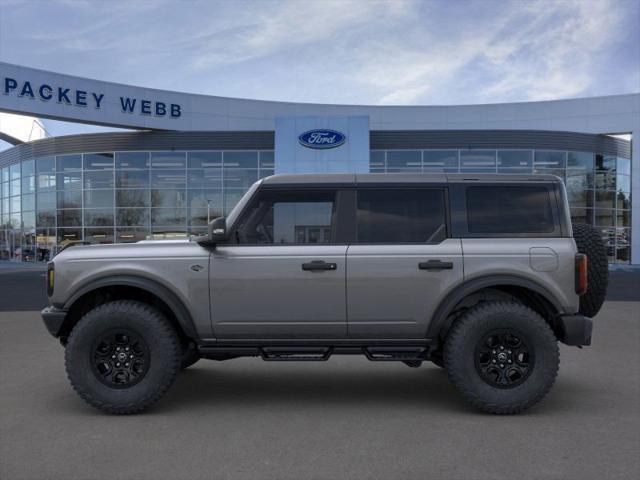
xmin=575 ymin=254 xmax=588 ymax=296
xmin=47 ymin=262 xmax=54 ymax=297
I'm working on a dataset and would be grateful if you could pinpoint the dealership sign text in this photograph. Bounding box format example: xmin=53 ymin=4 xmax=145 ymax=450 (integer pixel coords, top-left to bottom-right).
xmin=2 ymin=76 xmax=182 ymax=118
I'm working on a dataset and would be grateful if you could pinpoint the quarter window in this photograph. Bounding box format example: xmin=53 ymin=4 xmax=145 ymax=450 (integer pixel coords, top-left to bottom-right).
xmin=356 ymin=189 xmax=446 ymax=243
xmin=236 ymin=190 xmax=336 ymax=245
xmin=466 ymin=186 xmax=555 ymax=234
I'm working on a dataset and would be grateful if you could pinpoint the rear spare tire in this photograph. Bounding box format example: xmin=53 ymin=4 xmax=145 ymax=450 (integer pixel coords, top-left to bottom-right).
xmin=572 ymin=223 xmax=608 ymax=317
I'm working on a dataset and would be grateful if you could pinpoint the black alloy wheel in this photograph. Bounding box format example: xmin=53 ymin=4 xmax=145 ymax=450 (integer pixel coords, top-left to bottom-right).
xmin=91 ymin=330 xmax=150 ymax=388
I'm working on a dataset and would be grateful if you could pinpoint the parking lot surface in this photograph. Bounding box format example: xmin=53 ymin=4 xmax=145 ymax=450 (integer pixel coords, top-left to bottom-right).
xmin=1 ymin=297 xmax=639 ymax=479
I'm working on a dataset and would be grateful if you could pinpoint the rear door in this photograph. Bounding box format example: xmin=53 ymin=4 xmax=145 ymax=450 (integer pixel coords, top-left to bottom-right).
xmin=346 ymin=188 xmax=463 ymax=338
xmin=210 ymin=188 xmax=348 ymax=339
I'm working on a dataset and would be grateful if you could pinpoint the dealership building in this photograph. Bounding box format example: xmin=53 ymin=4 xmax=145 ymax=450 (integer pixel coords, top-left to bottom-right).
xmin=0 ymin=62 xmax=638 ymax=264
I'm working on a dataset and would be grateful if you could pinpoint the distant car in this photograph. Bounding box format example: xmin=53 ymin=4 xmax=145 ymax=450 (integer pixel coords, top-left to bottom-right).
xmin=42 ymin=173 xmax=608 ymax=414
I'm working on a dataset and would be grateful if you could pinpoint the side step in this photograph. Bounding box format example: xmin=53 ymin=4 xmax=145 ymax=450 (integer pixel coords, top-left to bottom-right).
xmin=260 ymin=347 xmax=333 ymax=361
xmin=363 ymin=346 xmax=428 ymax=362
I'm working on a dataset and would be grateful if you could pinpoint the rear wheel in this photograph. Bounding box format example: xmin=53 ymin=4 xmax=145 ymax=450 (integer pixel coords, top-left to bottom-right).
xmin=65 ymin=300 xmax=182 ymax=414
xmin=444 ymin=301 xmax=559 ymax=414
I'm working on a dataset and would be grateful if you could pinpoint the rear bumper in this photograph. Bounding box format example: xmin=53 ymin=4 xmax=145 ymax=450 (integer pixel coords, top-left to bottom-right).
xmin=41 ymin=306 xmax=68 ymax=338
xmin=558 ymin=314 xmax=593 ymax=346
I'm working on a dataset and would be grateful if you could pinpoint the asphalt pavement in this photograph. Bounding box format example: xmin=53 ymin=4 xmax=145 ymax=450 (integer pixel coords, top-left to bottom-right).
xmin=0 ymin=265 xmax=639 ymax=479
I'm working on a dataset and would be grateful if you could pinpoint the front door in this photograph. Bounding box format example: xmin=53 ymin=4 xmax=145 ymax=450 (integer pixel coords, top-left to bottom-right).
xmin=346 ymin=188 xmax=463 ymax=338
xmin=210 ymin=188 xmax=347 ymax=339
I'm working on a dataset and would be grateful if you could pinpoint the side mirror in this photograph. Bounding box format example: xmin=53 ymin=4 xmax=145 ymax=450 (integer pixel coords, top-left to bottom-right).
xmin=197 ymin=217 xmax=227 ymax=247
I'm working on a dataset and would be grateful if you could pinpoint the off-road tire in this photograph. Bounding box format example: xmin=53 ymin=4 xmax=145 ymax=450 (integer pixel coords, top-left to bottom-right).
xmin=65 ymin=300 xmax=181 ymax=414
xmin=181 ymin=346 xmax=200 ymax=370
xmin=572 ymin=223 xmax=608 ymax=317
xmin=444 ymin=301 xmax=559 ymax=414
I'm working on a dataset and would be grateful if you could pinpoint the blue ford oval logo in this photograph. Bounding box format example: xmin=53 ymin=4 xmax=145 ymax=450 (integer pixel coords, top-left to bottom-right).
xmin=298 ymin=129 xmax=346 ymax=149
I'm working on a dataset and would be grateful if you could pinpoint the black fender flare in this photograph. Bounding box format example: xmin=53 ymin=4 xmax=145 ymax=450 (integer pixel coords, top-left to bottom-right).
xmin=426 ymin=274 xmax=566 ymax=340
xmin=63 ymin=275 xmax=198 ymax=338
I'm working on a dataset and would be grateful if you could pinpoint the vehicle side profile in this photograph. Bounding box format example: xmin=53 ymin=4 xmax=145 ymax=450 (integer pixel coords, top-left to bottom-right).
xmin=41 ymin=173 xmax=608 ymax=414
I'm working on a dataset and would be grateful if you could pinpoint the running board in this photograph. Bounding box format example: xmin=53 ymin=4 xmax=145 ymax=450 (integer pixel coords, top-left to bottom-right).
xmin=260 ymin=347 xmax=333 ymax=361
xmin=363 ymin=346 xmax=429 ymax=362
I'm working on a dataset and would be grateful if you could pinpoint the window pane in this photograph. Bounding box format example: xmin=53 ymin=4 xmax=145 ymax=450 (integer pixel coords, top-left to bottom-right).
xmin=151 ymin=189 xmax=186 ymax=208
xmin=386 ymin=151 xmax=421 ymax=169
xmin=460 ymin=150 xmax=496 ymax=171
xmin=117 ymin=189 xmax=150 ymax=208
xmin=57 ymin=228 xmax=82 ymax=244
xmin=150 ymin=152 xmax=186 ymax=169
xmin=117 ymin=208 xmax=149 ymax=226
xmin=37 ymin=173 xmax=56 ymax=191
xmin=22 ymin=159 xmax=35 ymax=176
xmin=116 ymin=170 xmax=149 ymax=188
xmin=57 ymin=171 xmax=82 ymax=190
xmin=567 ymin=151 xmax=594 ymax=170
xmin=423 ymin=150 xmax=458 ymax=172
xmin=85 ymin=227 xmax=114 ymax=244
xmin=571 ymin=208 xmax=594 ymax=226
xmin=116 ymin=152 xmax=149 ymax=169
xmin=534 ymin=151 xmax=566 ymax=169
xmin=236 ymin=191 xmax=335 ymax=244
xmin=466 ymin=186 xmax=555 ymax=234
xmin=223 ymin=169 xmax=258 ymax=189
xmin=21 ymin=175 xmax=35 ymax=194
xmin=616 ymin=174 xmax=630 ymax=193
xmin=57 ymin=190 xmax=82 ymax=209
xmin=151 ymin=170 xmax=186 ymax=188
xmin=617 ymin=157 xmax=630 ymax=176
xmin=22 ymin=193 xmax=35 ymax=211
xmin=84 ymin=209 xmax=115 ymax=226
xmin=83 ymin=153 xmax=114 ymax=170
xmin=10 ymin=163 xmax=20 ymax=180
xmin=10 ymin=179 xmax=20 ymax=196
xmin=259 ymin=151 xmax=274 ymax=168
xmin=594 ymin=209 xmax=614 ymax=227
xmin=187 ymin=168 xmax=222 ymax=188
xmin=1 ymin=167 xmax=8 ymax=183
xmin=223 ymin=151 xmax=258 ymax=168
xmin=187 ymin=151 xmax=222 ymax=169
xmin=36 ymin=211 xmax=55 ymax=228
xmin=57 ymin=154 xmax=82 ymax=171
xmin=151 ymin=208 xmax=187 ymax=227
xmin=357 ymin=189 xmax=446 ymax=243
xmin=188 ymin=189 xmax=223 ymax=209
xmin=57 ymin=209 xmax=82 ymax=227
xmin=116 ymin=227 xmax=150 ymax=243
xmin=370 ymin=151 xmax=385 ymax=169
xmin=84 ymin=190 xmax=114 ymax=209
xmin=36 ymin=157 xmax=55 ymax=174
xmin=595 ymin=191 xmax=616 ymax=209
xmin=497 ymin=150 xmax=532 ymax=171
xmin=84 ymin=170 xmax=114 ymax=189
xmin=616 ymin=191 xmax=631 ymax=210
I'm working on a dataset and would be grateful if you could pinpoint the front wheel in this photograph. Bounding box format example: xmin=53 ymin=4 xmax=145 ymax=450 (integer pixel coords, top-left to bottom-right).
xmin=65 ymin=300 xmax=182 ymax=414
xmin=444 ymin=301 xmax=559 ymax=414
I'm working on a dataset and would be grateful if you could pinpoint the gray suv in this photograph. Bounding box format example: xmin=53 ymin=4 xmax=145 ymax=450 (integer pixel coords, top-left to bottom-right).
xmin=42 ymin=173 xmax=608 ymax=415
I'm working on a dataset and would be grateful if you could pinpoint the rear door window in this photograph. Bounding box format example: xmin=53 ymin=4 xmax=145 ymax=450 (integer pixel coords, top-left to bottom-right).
xmin=356 ymin=189 xmax=447 ymax=243
xmin=466 ymin=186 xmax=555 ymax=234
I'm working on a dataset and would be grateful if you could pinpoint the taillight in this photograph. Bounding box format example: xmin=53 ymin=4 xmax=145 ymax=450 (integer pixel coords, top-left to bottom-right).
xmin=47 ymin=262 xmax=55 ymax=297
xmin=575 ymin=254 xmax=587 ymax=295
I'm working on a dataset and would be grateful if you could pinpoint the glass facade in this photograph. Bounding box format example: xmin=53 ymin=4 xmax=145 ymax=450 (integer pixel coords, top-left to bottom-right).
xmin=0 ymin=147 xmax=631 ymax=264
xmin=0 ymin=150 xmax=274 ymax=261
xmin=370 ymin=149 xmax=632 ymax=264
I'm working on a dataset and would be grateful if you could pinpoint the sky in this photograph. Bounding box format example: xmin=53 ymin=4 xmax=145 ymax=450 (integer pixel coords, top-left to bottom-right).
xmin=0 ymin=0 xmax=639 ymax=142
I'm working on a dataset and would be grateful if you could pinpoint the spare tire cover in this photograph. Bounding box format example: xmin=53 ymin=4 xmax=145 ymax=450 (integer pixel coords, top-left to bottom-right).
xmin=572 ymin=223 xmax=609 ymax=317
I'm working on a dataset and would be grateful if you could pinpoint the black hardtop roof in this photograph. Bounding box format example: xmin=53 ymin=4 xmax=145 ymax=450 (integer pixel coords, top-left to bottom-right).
xmin=261 ymin=173 xmax=563 ymax=186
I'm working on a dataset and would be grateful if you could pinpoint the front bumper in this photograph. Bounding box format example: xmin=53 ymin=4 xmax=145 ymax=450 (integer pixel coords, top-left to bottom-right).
xmin=41 ymin=306 xmax=68 ymax=338
xmin=558 ymin=314 xmax=593 ymax=346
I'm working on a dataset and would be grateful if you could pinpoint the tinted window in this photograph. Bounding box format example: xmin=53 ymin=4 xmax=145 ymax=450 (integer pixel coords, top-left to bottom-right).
xmin=236 ymin=190 xmax=335 ymax=244
xmin=357 ymin=189 xmax=446 ymax=243
xmin=466 ymin=186 xmax=555 ymax=234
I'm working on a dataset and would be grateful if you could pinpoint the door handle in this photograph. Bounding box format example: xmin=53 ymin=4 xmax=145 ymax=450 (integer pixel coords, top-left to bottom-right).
xmin=419 ymin=260 xmax=454 ymax=271
xmin=302 ymin=260 xmax=337 ymax=272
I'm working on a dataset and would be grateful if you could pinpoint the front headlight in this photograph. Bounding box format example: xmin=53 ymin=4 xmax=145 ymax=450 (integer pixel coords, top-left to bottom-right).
xmin=47 ymin=262 xmax=55 ymax=297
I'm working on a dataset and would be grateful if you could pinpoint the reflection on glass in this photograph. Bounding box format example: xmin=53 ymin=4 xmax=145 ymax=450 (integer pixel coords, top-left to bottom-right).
xmin=84 ymin=209 xmax=115 ymax=226
xmin=150 ymin=152 xmax=186 ymax=169
xmin=116 ymin=152 xmax=149 ymax=169
xmin=83 ymin=153 xmax=114 ymax=170
xmin=116 ymin=227 xmax=150 ymax=243
xmin=57 ymin=155 xmax=82 ymax=171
